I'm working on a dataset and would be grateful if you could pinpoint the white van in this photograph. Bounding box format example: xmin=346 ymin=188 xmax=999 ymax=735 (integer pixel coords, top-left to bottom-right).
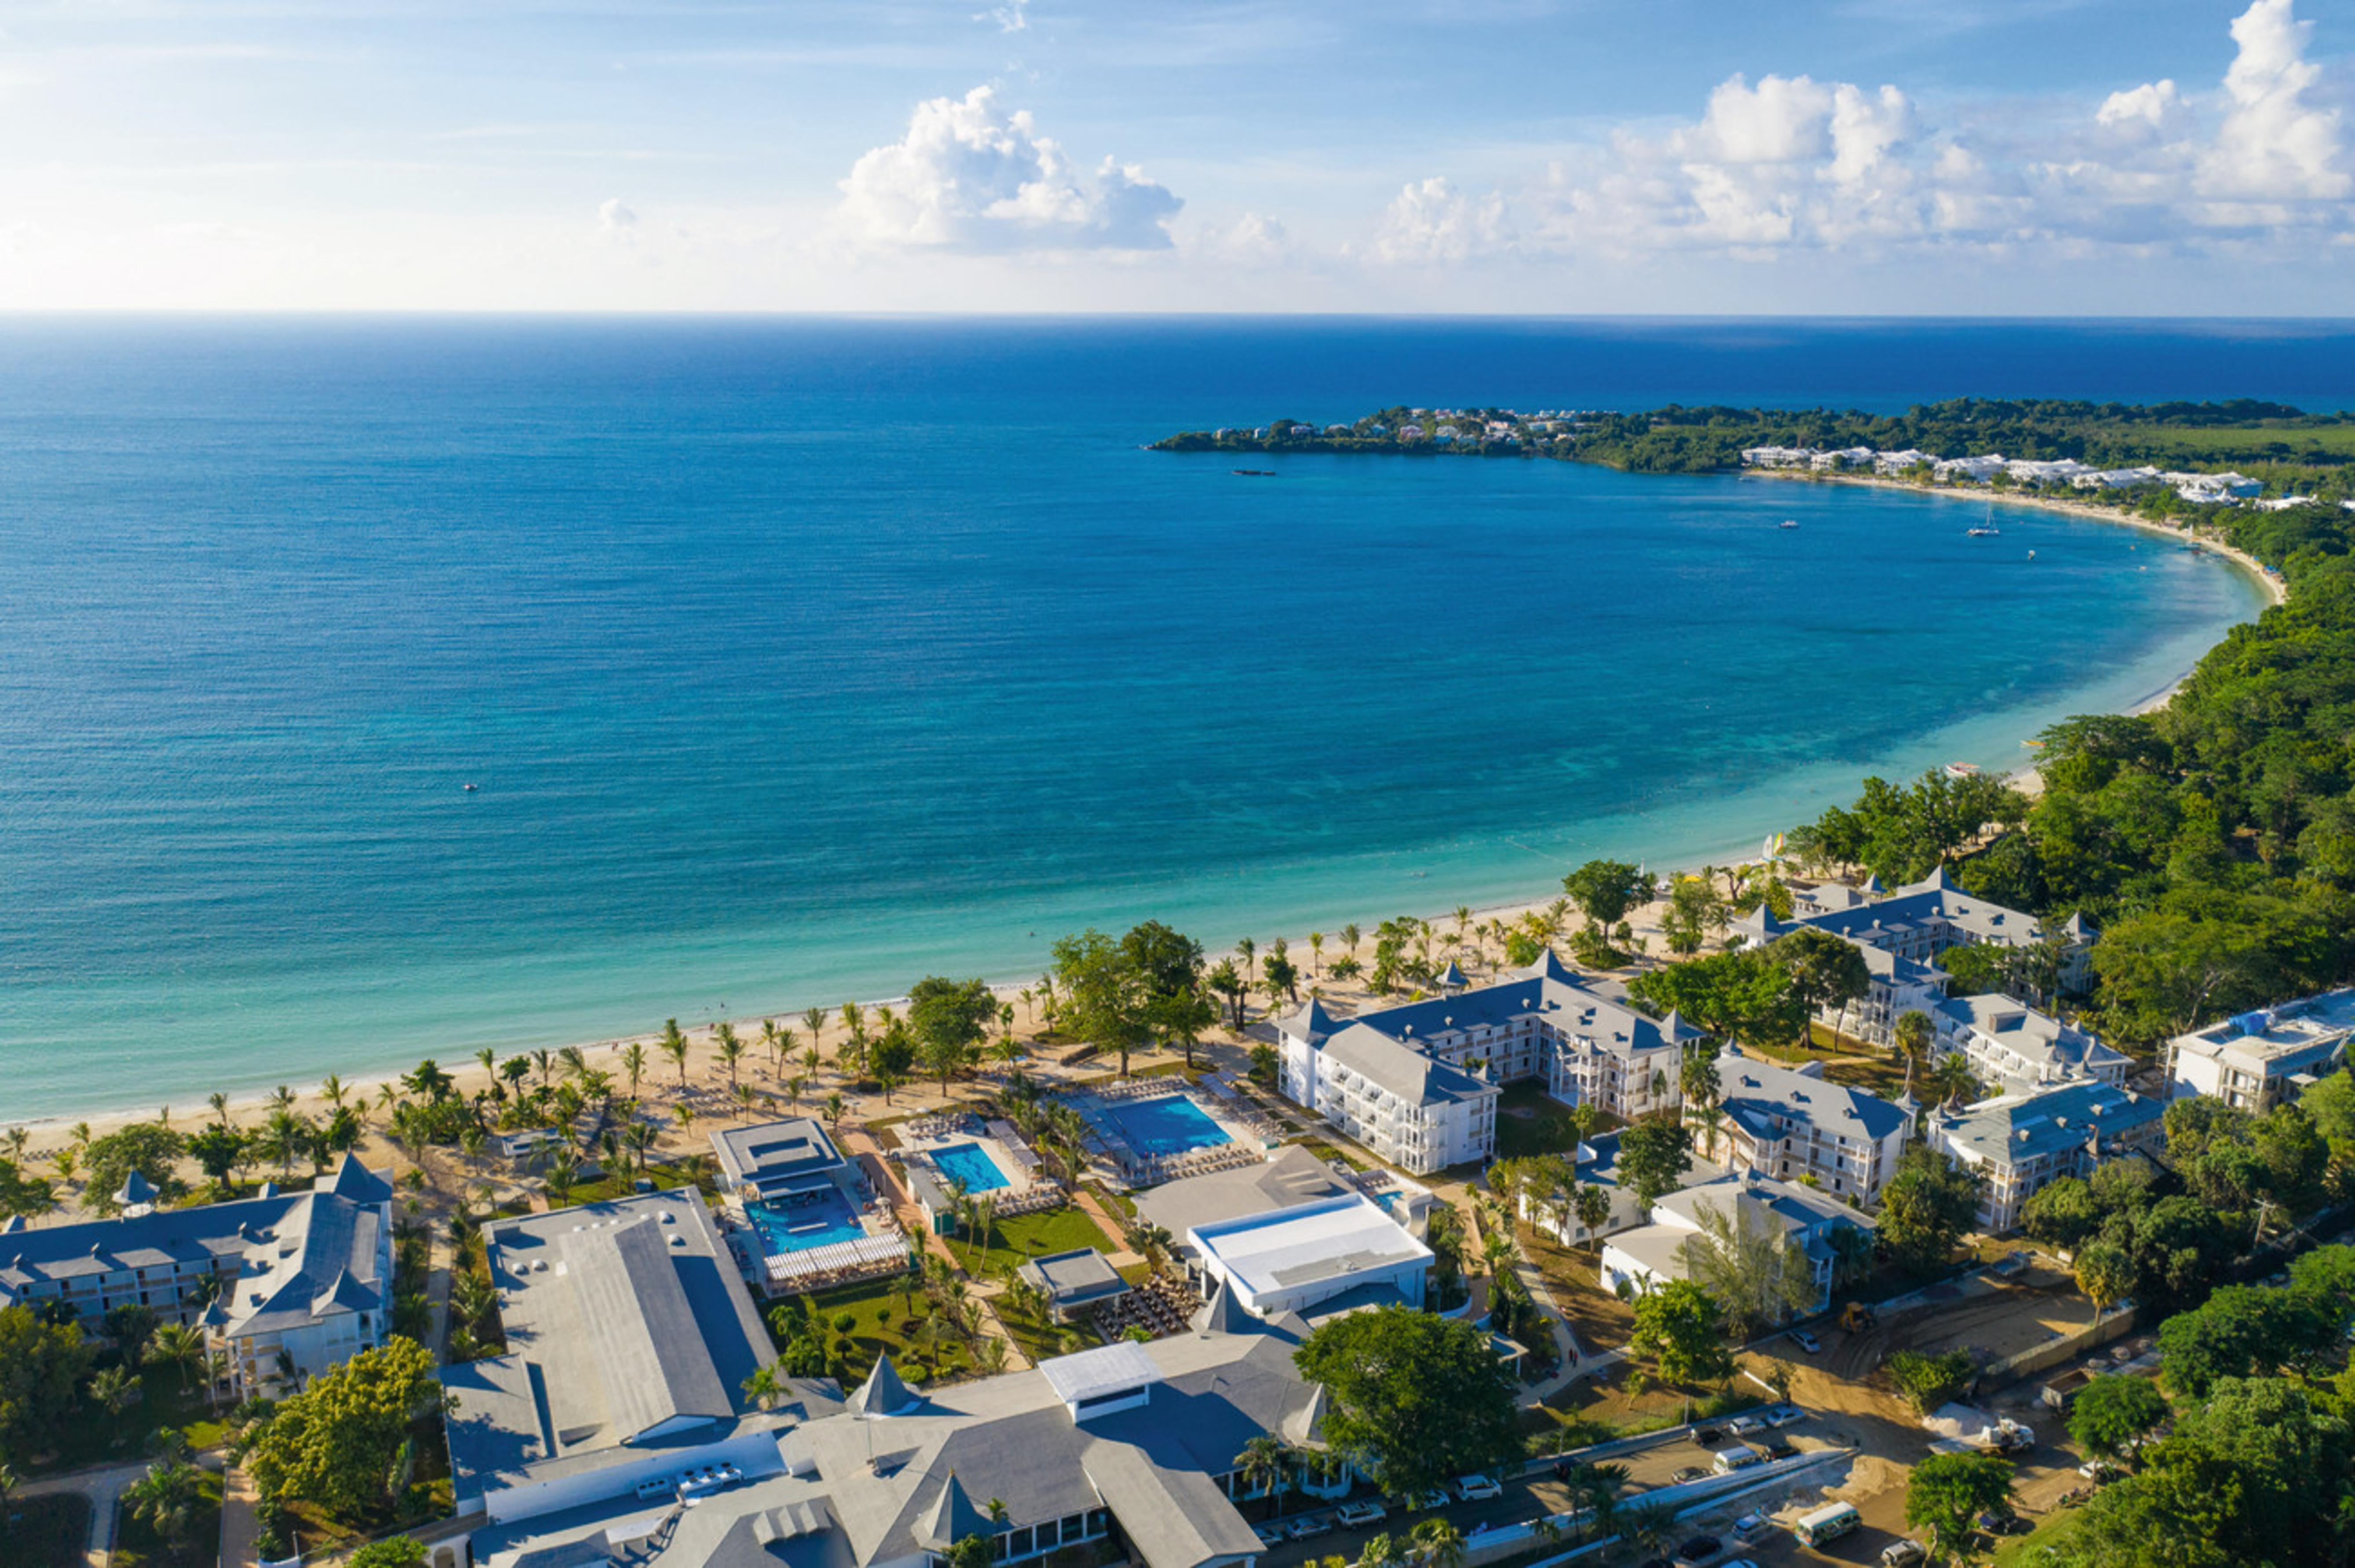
xmin=1710 ymin=1443 xmax=1765 ymax=1475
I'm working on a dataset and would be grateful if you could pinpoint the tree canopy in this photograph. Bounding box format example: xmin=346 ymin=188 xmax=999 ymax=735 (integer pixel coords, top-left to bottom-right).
xmin=245 ymin=1337 xmax=442 ymax=1518
xmin=1291 ymin=1305 xmax=1520 ymax=1495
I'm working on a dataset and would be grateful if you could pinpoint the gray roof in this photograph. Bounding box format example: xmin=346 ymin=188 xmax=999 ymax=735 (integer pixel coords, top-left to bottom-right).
xmin=442 ymin=1190 xmax=796 ymax=1510
xmin=1275 ymin=997 xmax=1344 ymax=1047
xmin=1796 ymin=871 xmax=2093 ymax=950
xmin=1933 ymin=1082 xmax=2164 ymax=1167
xmin=1718 ymin=1053 xmax=1909 ymax=1144
xmin=1934 ymin=994 xmax=2128 ymax=1084
xmin=1135 ymin=1145 xmax=1351 ymax=1243
xmin=711 ymin=1119 xmax=846 ymax=1191
xmin=1016 ymin=1248 xmax=1129 ymax=1308
xmin=0 ymin=1158 xmax=393 ymax=1345
xmin=847 ymin=1353 xmax=918 ymax=1418
xmin=1332 ymin=952 xmax=1701 ymax=1063
xmin=1322 ymin=1024 xmax=1495 ymax=1107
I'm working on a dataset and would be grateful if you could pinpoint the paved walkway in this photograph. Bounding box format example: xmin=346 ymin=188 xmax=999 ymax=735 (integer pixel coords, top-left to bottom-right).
xmin=17 ymin=1459 xmax=155 ymax=1568
xmin=218 ymin=1467 xmax=262 ymax=1568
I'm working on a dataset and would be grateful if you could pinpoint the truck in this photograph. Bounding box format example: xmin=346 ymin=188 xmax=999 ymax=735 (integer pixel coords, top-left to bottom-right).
xmin=2040 ymin=1367 xmax=2097 ymax=1411
xmin=1923 ymin=1403 xmax=2033 ymax=1454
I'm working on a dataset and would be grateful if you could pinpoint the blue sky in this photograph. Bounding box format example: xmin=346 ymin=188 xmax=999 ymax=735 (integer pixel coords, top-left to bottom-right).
xmin=0 ymin=0 xmax=2348 ymax=311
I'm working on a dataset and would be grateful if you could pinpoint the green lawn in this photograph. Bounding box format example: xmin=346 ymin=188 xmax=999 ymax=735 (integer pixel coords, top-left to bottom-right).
xmin=0 ymin=1494 xmax=92 ymax=1568
xmin=1493 ymin=1082 xmax=1595 ymax=1160
xmin=111 ymin=1470 xmax=223 ymax=1568
xmin=1293 ymin=1138 xmax=1364 ymax=1171
xmin=945 ymin=1205 xmax=1119 ymax=1282
xmin=798 ymin=1276 xmax=981 ymax=1387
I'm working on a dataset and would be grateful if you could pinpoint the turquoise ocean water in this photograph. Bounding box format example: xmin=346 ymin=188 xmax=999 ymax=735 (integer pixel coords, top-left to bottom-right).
xmin=0 ymin=317 xmax=2331 ymax=1122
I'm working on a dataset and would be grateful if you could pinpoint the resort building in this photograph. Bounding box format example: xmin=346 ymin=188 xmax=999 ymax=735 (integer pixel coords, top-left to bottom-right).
xmin=1598 ymin=1173 xmax=1874 ymax=1318
xmin=441 ymin=1188 xmax=799 ymax=1527
xmin=1015 ymin=1249 xmax=1132 ymax=1325
xmin=1710 ymin=1052 xmax=1911 ymax=1203
xmin=2164 ymin=989 xmax=2355 ymax=1112
xmin=1931 ymin=994 xmax=2131 ymax=1095
xmin=1924 ymin=1081 xmax=2165 ymax=1234
xmin=1187 ymin=1193 xmax=1433 ymax=1321
xmin=1740 ymin=870 xmax=2097 ymax=1048
xmin=467 ymin=1313 xmax=1340 ymax=1568
xmin=0 ymin=1154 xmax=394 ymax=1399
xmin=713 ymin=1118 xmax=851 ymax=1203
xmin=1272 ymin=954 xmax=1694 ymax=1173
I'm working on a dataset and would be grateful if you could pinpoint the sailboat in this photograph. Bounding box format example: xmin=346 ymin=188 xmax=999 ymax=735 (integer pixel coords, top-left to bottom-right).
xmin=1966 ymin=499 xmax=2000 ymax=538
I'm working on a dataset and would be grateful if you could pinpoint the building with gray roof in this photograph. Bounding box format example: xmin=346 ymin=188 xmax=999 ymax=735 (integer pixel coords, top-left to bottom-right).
xmin=1712 ymin=1051 xmax=1911 ymax=1202
xmin=442 ymin=1188 xmax=818 ymax=1525
xmin=1599 ymin=1171 xmax=1873 ymax=1318
xmin=1926 ymin=1081 xmax=2165 ymax=1232
xmin=1271 ymin=954 xmax=1696 ymax=1173
xmin=712 ymin=1120 xmax=852 ymax=1202
xmin=1015 ymin=1248 xmax=1131 ymax=1324
xmin=0 ymin=1153 xmax=393 ymax=1398
xmin=469 ymin=1316 xmax=1324 ymax=1568
xmin=1932 ymin=994 xmax=2129 ymax=1096
xmin=2165 ymin=987 xmax=2355 ymax=1112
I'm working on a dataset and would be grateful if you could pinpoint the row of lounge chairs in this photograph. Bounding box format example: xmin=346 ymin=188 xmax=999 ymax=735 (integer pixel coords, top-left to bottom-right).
xmin=1090 ymin=1271 xmax=1199 ymax=1341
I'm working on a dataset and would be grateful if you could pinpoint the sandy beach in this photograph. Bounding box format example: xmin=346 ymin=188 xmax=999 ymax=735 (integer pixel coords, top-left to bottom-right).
xmin=4 ymin=473 xmax=2282 ymax=1191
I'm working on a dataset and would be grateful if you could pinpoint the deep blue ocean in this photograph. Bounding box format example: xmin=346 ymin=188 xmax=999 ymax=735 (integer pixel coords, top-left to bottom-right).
xmin=2 ymin=316 xmax=2340 ymax=1122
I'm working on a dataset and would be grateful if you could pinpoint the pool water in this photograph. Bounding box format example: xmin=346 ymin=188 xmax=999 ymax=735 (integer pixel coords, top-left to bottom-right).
xmin=1105 ymin=1096 xmax=1233 ymax=1158
xmin=932 ymin=1142 xmax=1013 ymax=1193
xmin=747 ymin=1187 xmax=868 ymax=1253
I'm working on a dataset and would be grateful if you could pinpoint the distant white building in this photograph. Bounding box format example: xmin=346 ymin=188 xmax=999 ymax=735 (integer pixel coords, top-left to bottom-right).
xmin=2254 ymin=495 xmax=2319 ymax=512
xmin=2006 ymin=458 xmax=2094 ymax=486
xmin=1740 ymin=446 xmax=1814 ymax=469
xmin=2072 ymin=467 xmax=2163 ymax=490
xmin=2165 ymin=989 xmax=2355 ymax=1111
xmin=1873 ymin=450 xmax=1932 ymax=475
xmin=1810 ymin=447 xmax=1876 ymax=471
xmin=1934 ymin=454 xmax=2008 ymax=482
xmin=1599 ymin=1172 xmax=1874 ymax=1317
xmin=1926 ymin=1081 xmax=2165 ymax=1234
xmin=1187 ymin=1193 xmax=1433 ymax=1320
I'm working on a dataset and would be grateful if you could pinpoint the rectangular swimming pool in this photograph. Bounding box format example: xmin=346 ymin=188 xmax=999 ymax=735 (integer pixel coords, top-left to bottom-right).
xmin=747 ymin=1186 xmax=868 ymax=1254
xmin=1103 ymin=1095 xmax=1232 ymax=1158
xmin=931 ymin=1142 xmax=1013 ymax=1194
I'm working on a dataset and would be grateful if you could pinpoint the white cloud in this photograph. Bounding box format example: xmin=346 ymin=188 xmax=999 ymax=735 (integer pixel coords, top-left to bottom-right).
xmin=1365 ymin=0 xmax=2350 ymax=265
xmin=1193 ymin=211 xmax=1290 ymax=267
xmin=976 ymin=0 xmax=1029 ymax=33
xmin=2198 ymin=0 xmax=2347 ymax=200
xmin=833 ymin=86 xmax=1182 ymax=252
xmin=598 ymin=198 xmax=638 ymax=232
xmin=1369 ymin=176 xmax=1510 ymax=263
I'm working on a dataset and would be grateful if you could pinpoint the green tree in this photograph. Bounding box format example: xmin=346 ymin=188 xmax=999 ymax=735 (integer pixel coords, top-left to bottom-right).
xmin=245 ymin=1338 xmax=443 ymax=1517
xmin=349 ymin=1539 xmax=430 ymax=1568
xmin=1291 ymin=1305 xmax=1520 ymax=1495
xmin=1627 ymin=1279 xmax=1733 ymax=1387
xmin=1561 ymin=860 xmax=1644 ymax=935
xmin=1766 ymin=927 xmax=1872 ymax=1045
xmin=1877 ymin=1146 xmax=1981 ymax=1277
xmin=1050 ymin=929 xmax=1151 ymax=1077
xmin=2067 ymin=1374 xmax=2168 ymax=1460
xmin=908 ymin=976 xmax=996 ymax=1093
xmin=0 ymin=1306 xmax=94 ymax=1461
xmin=82 ymin=1124 xmax=188 ymax=1215
xmin=2021 ymin=1175 xmax=2101 ymax=1251
xmin=1234 ymin=1434 xmax=1296 ymax=1517
xmin=1615 ymin=1119 xmax=1692 ymax=1210
xmin=2156 ymin=1284 xmax=2340 ymax=1398
xmin=1672 ymin=1197 xmax=1821 ymax=1337
xmin=1408 ymin=1518 xmax=1465 ymax=1568
xmin=869 ymin=1024 xmax=917 ymax=1104
xmin=1904 ymin=1452 xmax=2013 ymax=1560
xmin=2075 ymin=1239 xmax=2137 ymax=1321
xmin=0 ymin=1157 xmax=58 ymax=1223
xmin=1884 ymin=1349 xmax=1974 ymax=1413
xmin=1122 ymin=922 xmax=1218 ymax=1068
xmin=122 ymin=1459 xmax=207 ymax=1549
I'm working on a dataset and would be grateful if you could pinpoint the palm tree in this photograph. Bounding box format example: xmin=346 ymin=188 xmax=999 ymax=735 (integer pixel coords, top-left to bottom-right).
xmin=742 ymin=1363 xmax=788 ymax=1410
xmin=1615 ymin=1502 xmax=1678 ymax=1560
xmin=89 ymin=1363 xmax=140 ymax=1423
xmin=531 ymin=1048 xmax=555 ymax=1093
xmin=659 ymin=1020 xmax=691 ymax=1093
xmin=762 ymin=1020 xmax=788 ymax=1079
xmin=839 ymin=1002 xmax=867 ymax=1073
xmin=146 ymin=1323 xmax=206 ymax=1392
xmin=544 ymin=1151 xmax=581 ymax=1207
xmin=802 ymin=1007 xmax=829 ymax=1053
xmin=1234 ymin=1435 xmax=1294 ymax=1518
xmin=716 ymin=1023 xmax=746 ymax=1095
xmin=206 ymin=1093 xmax=231 ymax=1128
xmin=1340 ymin=922 xmax=1361 ymax=955
xmin=621 ymin=1042 xmax=647 ymax=1101
xmin=1236 ymin=936 xmax=1256 ymax=984
xmin=1307 ymin=932 xmax=1323 ymax=976
xmin=1409 ymin=1519 xmax=1465 ymax=1568
xmin=560 ymin=1045 xmax=590 ymax=1081
xmin=787 ymin=1075 xmax=810 ymax=1114
xmin=475 ymin=1046 xmax=500 ymax=1092
xmin=1358 ymin=1534 xmax=1399 ymax=1568
xmin=824 ymin=1092 xmax=846 ymax=1129
xmin=1930 ymin=1050 xmax=1980 ymax=1108
xmin=123 ymin=1460 xmax=205 ymax=1548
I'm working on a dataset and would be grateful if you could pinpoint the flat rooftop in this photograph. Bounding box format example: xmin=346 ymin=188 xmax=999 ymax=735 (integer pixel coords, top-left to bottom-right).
xmin=711 ymin=1118 xmax=845 ymax=1189
xmin=1189 ymin=1193 xmax=1431 ymax=1298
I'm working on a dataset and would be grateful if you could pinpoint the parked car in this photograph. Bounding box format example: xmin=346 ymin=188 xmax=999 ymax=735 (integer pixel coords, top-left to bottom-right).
xmin=1730 ymin=1512 xmax=1767 ymax=1538
xmin=2078 ymin=1461 xmax=2122 ymax=1483
xmin=1978 ymin=1512 xmax=2029 ymax=1536
xmin=1286 ymin=1516 xmax=1334 ymax=1541
xmin=1671 ymin=1534 xmax=1721 ymax=1567
xmin=1765 ymin=1439 xmax=1798 ymax=1460
xmin=1455 ymin=1474 xmax=1503 ymax=1502
xmin=1725 ymin=1415 xmax=1765 ymax=1437
xmin=1404 ymin=1488 xmax=1451 ymax=1513
xmin=1254 ymin=1524 xmax=1288 ymax=1549
xmin=1881 ymin=1542 xmax=1928 ymax=1568
xmin=1762 ymin=1406 xmax=1806 ymax=1428
xmin=1690 ymin=1427 xmax=1722 ymax=1447
xmin=1336 ymin=1502 xmax=1387 ymax=1529
xmin=1789 ymin=1329 xmax=1821 ymax=1354
xmin=1671 ymin=1467 xmax=1706 ymax=1484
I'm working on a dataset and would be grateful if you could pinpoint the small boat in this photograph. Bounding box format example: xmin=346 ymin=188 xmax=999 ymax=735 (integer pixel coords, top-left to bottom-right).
xmin=1944 ymin=761 xmax=1983 ymax=779
xmin=1779 ymin=519 xmax=1799 ymax=530
xmin=1966 ymin=526 xmax=2000 ymax=537
xmin=2026 ymin=549 xmax=2036 ymax=560
xmin=463 ymin=783 xmax=479 ymax=792
xmin=1231 ymin=468 xmax=1277 ymax=477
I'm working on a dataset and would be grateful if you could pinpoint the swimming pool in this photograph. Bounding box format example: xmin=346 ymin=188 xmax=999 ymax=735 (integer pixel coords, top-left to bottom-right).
xmin=1103 ymin=1095 xmax=1232 ymax=1158
xmin=931 ymin=1142 xmax=1013 ymax=1194
xmin=746 ymin=1186 xmax=868 ymax=1253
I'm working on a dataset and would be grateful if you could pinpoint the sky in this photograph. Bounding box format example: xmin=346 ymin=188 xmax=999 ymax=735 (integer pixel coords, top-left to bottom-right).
xmin=0 ymin=0 xmax=2349 ymax=313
